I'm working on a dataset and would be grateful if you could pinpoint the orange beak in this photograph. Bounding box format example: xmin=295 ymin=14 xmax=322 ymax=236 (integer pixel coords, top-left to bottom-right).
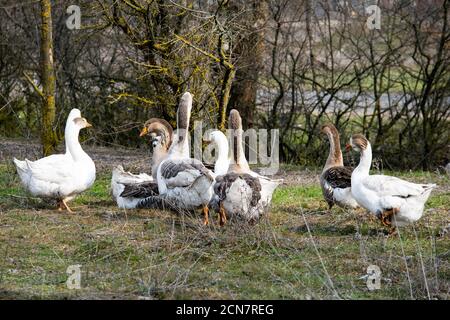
xmin=345 ymin=144 xmax=352 ymax=152
xmin=139 ymin=126 xmax=148 ymax=137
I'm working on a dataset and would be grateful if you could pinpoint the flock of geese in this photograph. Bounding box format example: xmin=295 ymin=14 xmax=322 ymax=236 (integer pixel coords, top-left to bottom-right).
xmin=13 ymin=92 xmax=436 ymax=234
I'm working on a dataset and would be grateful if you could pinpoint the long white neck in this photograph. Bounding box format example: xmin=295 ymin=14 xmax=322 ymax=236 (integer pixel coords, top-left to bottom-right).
xmin=354 ymin=143 xmax=372 ymax=179
xmin=65 ymin=124 xmax=88 ymax=162
xmin=169 ymin=129 xmax=189 ymax=159
xmin=213 ymin=134 xmax=230 ymax=176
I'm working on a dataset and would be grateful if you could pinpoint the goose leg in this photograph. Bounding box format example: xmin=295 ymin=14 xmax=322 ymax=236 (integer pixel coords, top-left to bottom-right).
xmin=388 ymin=227 xmax=397 ymax=236
xmin=202 ymin=205 xmax=209 ymax=225
xmin=62 ymin=199 xmax=74 ymax=213
xmin=380 ymin=209 xmax=395 ymax=227
xmin=368 ymin=213 xmax=378 ymax=222
xmin=324 ymin=203 xmax=333 ymax=215
xmin=218 ymin=202 xmax=227 ymax=227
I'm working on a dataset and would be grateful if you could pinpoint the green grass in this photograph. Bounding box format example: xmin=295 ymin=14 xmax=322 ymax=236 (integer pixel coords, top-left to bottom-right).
xmin=0 ymin=163 xmax=449 ymax=300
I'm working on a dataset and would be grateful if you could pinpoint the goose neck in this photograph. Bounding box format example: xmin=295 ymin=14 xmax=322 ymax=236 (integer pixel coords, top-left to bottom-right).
xmin=214 ymin=135 xmax=229 ymax=176
xmin=354 ymin=143 xmax=372 ymax=178
xmin=232 ymin=128 xmax=250 ymax=171
xmin=65 ymin=124 xmax=88 ymax=162
xmin=324 ymin=131 xmax=343 ymax=171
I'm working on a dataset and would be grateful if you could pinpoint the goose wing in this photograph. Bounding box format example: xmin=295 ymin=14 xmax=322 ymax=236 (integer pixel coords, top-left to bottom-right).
xmin=160 ymin=158 xmax=213 ymax=188
xmin=322 ymin=166 xmax=353 ymax=189
xmin=120 ymin=181 xmax=159 ymax=198
xmin=26 ymin=155 xmax=74 ymax=184
xmin=112 ymin=165 xmax=153 ymax=184
xmin=363 ymin=175 xmax=429 ymax=198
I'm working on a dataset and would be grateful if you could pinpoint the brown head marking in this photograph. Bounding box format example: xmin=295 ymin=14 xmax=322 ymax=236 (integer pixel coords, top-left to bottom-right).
xmin=142 ymin=118 xmax=173 ymax=147
xmin=351 ymin=134 xmax=369 ymax=150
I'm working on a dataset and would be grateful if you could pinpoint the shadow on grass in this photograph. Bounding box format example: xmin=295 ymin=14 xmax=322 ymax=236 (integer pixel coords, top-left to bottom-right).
xmin=290 ymin=220 xmax=386 ymax=237
xmin=290 ymin=223 xmax=357 ymax=236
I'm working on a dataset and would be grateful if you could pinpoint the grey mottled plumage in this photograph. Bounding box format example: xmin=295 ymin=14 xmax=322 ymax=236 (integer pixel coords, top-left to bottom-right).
xmin=136 ymin=195 xmax=181 ymax=211
xmin=120 ymin=181 xmax=159 ymax=198
xmin=214 ymin=172 xmax=261 ymax=206
xmin=160 ymin=158 xmax=213 ymax=182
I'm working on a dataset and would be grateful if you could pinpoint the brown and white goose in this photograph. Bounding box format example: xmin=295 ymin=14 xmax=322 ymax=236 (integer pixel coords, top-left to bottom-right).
xmin=111 ymin=118 xmax=173 ymax=209
xmin=320 ymin=124 xmax=359 ymax=210
xmin=139 ymin=118 xmax=173 ymax=179
xmin=213 ymin=110 xmax=281 ymax=224
xmin=349 ymin=134 xmax=436 ymax=233
xmin=156 ymin=92 xmax=215 ymax=224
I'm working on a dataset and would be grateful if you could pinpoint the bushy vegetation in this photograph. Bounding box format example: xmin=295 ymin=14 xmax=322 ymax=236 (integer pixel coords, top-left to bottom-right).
xmin=0 ymin=1 xmax=448 ymax=169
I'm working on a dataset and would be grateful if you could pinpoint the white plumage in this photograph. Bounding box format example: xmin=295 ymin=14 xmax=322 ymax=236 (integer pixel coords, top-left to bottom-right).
xmin=111 ymin=165 xmax=153 ymax=209
xmin=350 ymin=134 xmax=436 ymax=229
xmin=13 ymin=108 xmax=96 ymax=212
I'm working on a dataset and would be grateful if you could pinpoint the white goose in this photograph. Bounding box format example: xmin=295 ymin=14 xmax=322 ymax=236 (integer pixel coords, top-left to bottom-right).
xmin=156 ymin=92 xmax=215 ymax=224
xmin=203 ymin=130 xmax=231 ymax=224
xmin=203 ymin=130 xmax=230 ymax=178
xmin=213 ymin=110 xmax=282 ymax=224
xmin=320 ymin=123 xmax=359 ymax=210
xmin=13 ymin=108 xmax=96 ymax=212
xmin=348 ymin=134 xmax=436 ymax=232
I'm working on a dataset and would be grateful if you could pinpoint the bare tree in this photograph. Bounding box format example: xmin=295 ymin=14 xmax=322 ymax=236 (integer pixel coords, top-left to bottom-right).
xmin=38 ymin=0 xmax=57 ymax=156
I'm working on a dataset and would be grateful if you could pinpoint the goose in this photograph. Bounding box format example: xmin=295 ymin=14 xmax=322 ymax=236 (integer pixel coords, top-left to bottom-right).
xmin=111 ymin=165 xmax=156 ymax=209
xmin=111 ymin=118 xmax=173 ymax=209
xmin=139 ymin=118 xmax=173 ymax=179
xmin=320 ymin=124 xmax=359 ymax=210
xmin=213 ymin=109 xmax=282 ymax=224
xmin=229 ymin=110 xmax=282 ymax=212
xmin=203 ymin=130 xmax=231 ymax=224
xmin=13 ymin=108 xmax=96 ymax=212
xmin=156 ymin=92 xmax=215 ymax=224
xmin=116 ymin=128 xmax=227 ymax=212
xmin=348 ymin=134 xmax=436 ymax=232
xmin=203 ymin=130 xmax=230 ymax=178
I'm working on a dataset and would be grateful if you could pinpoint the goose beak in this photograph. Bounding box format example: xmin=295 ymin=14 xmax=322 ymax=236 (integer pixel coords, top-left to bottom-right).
xmin=139 ymin=127 xmax=148 ymax=137
xmin=345 ymin=144 xmax=352 ymax=152
xmin=85 ymin=120 xmax=92 ymax=128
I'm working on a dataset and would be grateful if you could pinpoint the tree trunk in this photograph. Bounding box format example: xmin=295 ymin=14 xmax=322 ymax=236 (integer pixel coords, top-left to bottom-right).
xmin=40 ymin=0 xmax=57 ymax=156
xmin=228 ymin=0 xmax=268 ymax=129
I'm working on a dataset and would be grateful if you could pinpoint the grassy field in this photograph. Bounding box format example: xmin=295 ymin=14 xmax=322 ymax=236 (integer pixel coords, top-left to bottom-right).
xmin=0 ymin=154 xmax=449 ymax=300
